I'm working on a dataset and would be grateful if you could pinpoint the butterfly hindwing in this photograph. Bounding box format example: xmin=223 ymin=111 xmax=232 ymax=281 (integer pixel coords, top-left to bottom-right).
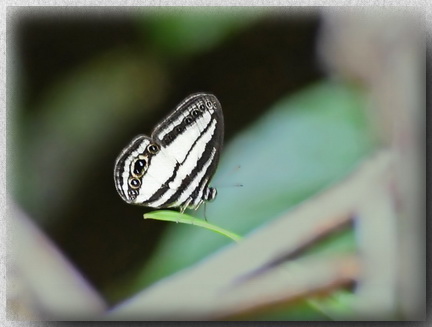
xmin=114 ymin=93 xmax=224 ymax=211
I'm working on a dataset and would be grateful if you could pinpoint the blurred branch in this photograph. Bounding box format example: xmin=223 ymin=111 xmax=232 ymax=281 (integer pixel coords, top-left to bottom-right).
xmin=7 ymin=201 xmax=107 ymax=320
xmin=318 ymin=8 xmax=424 ymax=320
xmin=216 ymin=254 xmax=358 ymax=320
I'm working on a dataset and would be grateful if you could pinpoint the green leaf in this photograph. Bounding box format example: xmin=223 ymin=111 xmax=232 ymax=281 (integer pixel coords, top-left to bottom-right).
xmin=144 ymin=210 xmax=242 ymax=243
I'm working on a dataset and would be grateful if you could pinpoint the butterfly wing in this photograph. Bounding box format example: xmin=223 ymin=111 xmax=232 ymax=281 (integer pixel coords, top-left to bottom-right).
xmin=113 ymin=134 xmax=153 ymax=203
xmin=114 ymin=93 xmax=224 ymax=210
xmin=146 ymin=93 xmax=224 ymax=209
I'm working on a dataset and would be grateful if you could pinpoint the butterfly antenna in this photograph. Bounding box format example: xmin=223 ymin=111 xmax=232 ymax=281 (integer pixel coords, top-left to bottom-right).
xmin=214 ymin=182 xmax=244 ymax=188
xmin=214 ymin=165 xmax=243 ymax=188
xmin=232 ymin=165 xmax=241 ymax=172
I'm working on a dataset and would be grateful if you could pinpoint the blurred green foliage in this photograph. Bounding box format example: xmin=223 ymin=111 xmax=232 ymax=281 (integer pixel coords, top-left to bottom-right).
xmin=13 ymin=50 xmax=167 ymax=219
xmin=140 ymin=8 xmax=264 ymax=57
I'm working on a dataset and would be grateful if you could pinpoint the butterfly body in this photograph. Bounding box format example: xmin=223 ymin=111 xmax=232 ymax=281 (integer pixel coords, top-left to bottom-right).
xmin=114 ymin=93 xmax=223 ymax=212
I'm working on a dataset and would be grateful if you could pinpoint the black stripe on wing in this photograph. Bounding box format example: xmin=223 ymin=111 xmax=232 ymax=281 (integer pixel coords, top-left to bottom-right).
xmin=152 ymin=93 xmax=223 ymax=147
xmin=143 ymin=111 xmax=218 ymax=205
xmin=159 ymin=143 xmax=218 ymax=209
xmin=152 ymin=93 xmax=204 ymax=136
xmin=159 ymin=111 xmax=223 ymax=209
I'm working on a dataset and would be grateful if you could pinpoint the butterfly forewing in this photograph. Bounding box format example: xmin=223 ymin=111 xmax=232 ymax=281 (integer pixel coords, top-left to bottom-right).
xmin=114 ymin=93 xmax=224 ymax=211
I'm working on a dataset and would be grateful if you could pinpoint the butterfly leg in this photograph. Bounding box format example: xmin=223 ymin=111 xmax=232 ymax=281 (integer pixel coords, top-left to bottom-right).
xmin=194 ymin=200 xmax=204 ymax=211
xmin=180 ymin=198 xmax=193 ymax=214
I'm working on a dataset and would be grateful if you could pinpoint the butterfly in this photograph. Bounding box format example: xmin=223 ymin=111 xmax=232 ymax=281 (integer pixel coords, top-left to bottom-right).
xmin=114 ymin=93 xmax=224 ymax=213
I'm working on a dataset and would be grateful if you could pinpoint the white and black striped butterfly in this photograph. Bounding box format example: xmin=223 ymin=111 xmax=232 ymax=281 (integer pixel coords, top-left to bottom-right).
xmin=114 ymin=93 xmax=224 ymax=213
